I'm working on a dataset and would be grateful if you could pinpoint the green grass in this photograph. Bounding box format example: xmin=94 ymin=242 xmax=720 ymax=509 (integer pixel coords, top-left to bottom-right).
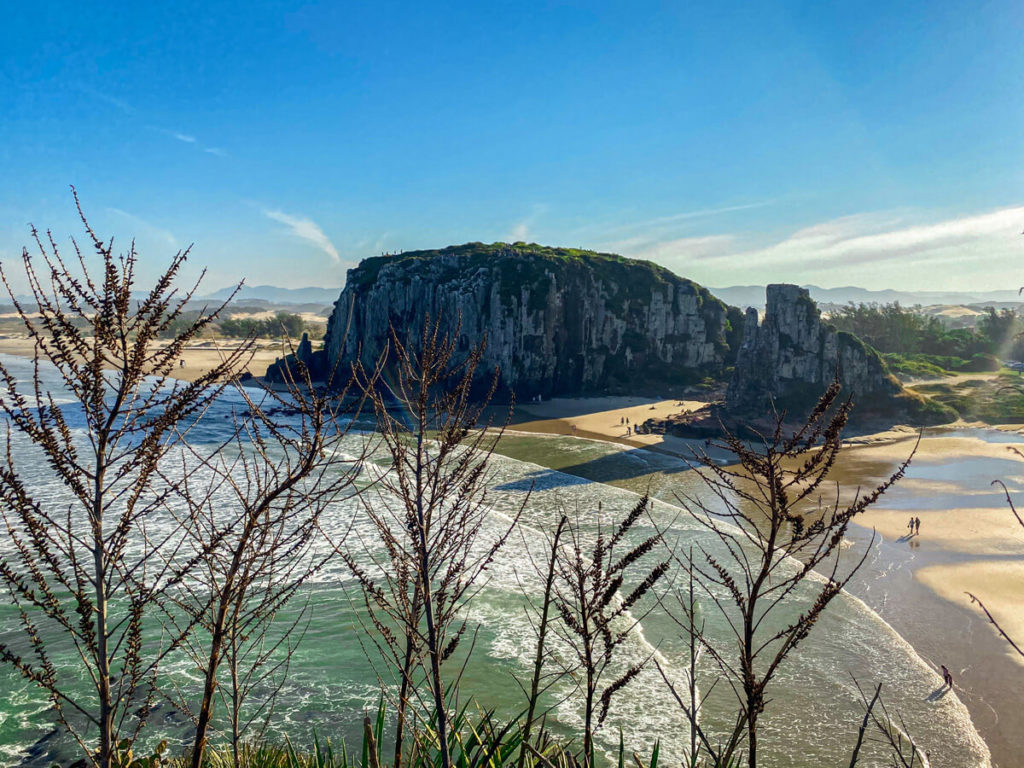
xmin=881 ymin=354 xmax=953 ymax=379
xmin=910 ymin=374 xmax=1024 ymax=423
xmin=882 ymin=352 xmax=1002 ymax=379
xmin=346 ymin=242 xmax=726 ymax=319
xmin=121 ymin=700 xmax=588 ymax=768
xmin=101 ymin=697 xmax=671 ymax=768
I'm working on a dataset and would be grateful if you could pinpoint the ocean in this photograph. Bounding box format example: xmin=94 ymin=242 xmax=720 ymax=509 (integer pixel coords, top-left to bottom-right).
xmin=0 ymin=356 xmax=992 ymax=767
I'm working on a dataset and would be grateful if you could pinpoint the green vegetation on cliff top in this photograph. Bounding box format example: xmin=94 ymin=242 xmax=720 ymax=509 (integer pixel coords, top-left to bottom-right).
xmin=350 ymin=241 xmax=717 ymax=304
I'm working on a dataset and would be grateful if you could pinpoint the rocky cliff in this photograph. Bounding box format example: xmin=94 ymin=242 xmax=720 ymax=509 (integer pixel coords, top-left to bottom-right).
xmin=726 ymin=284 xmax=955 ymax=425
xmin=303 ymin=242 xmax=743 ymax=398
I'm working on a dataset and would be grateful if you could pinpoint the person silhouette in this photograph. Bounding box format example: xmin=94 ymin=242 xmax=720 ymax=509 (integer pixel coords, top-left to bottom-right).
xmin=915 ymin=517 xmax=921 ymax=535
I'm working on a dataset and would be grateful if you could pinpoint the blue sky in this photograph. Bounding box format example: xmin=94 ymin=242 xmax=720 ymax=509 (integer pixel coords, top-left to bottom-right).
xmin=1 ymin=1 xmax=1021 ymax=293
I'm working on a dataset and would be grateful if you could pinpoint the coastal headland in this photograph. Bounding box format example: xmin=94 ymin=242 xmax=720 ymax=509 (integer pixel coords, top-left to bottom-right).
xmin=2 ymin=241 xmax=1020 ymax=763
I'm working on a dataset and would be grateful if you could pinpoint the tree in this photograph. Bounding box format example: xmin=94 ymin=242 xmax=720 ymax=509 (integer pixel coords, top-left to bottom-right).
xmin=665 ymin=381 xmax=912 ymax=768
xmin=516 ymin=514 xmax=568 ymax=768
xmin=978 ymin=307 xmax=1019 ymax=355
xmin=0 ymin=191 xmax=249 ymax=767
xmin=551 ymin=497 xmax=668 ymax=768
xmin=163 ymin=349 xmax=369 ymax=768
xmin=344 ymin=315 xmax=522 ymax=768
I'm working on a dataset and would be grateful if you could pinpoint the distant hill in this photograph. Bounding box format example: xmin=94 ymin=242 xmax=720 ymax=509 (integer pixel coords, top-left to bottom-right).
xmin=200 ymin=285 xmax=341 ymax=304
xmin=710 ymin=285 xmax=1022 ymax=310
xmin=203 ymin=283 xmax=1020 ymax=313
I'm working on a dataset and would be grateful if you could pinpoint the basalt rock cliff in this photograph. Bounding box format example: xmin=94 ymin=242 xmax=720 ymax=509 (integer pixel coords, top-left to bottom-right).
xmin=725 ymin=284 xmax=955 ymax=425
xmin=272 ymin=242 xmax=746 ymax=398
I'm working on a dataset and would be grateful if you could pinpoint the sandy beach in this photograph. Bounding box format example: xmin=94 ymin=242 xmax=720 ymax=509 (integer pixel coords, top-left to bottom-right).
xmin=917 ymin=561 xmax=1024 ymax=663
xmin=512 ymin=395 xmax=713 ymax=454
xmin=0 ymin=335 xmax=286 ymax=383
xmin=0 ymin=331 xmax=1021 ymax=761
xmin=818 ymin=429 xmax=1024 ymax=766
xmin=507 ymin=399 xmax=1024 ymax=764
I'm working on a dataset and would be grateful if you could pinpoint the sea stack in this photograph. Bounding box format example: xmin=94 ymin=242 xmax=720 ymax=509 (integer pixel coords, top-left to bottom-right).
xmin=725 ymin=284 xmax=955 ymax=425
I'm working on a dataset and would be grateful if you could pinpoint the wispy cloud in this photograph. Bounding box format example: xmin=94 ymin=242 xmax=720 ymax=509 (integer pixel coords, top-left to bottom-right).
xmin=107 ymin=208 xmax=178 ymax=249
xmin=77 ymin=85 xmax=135 ymax=115
xmin=605 ymin=201 xmax=776 ymax=237
xmin=615 ymin=204 xmax=1024 ymax=290
xmin=509 ymin=220 xmax=530 ymax=241
xmin=621 ymin=234 xmax=736 ymax=261
xmin=262 ymin=209 xmax=340 ymax=263
xmin=355 ymin=233 xmax=391 ymax=254
xmin=76 ymin=89 xmax=227 ymax=158
xmin=153 ymin=127 xmax=226 ymax=157
xmin=576 ymin=200 xmax=775 ymax=242
xmin=719 ymin=206 xmax=1024 ymax=269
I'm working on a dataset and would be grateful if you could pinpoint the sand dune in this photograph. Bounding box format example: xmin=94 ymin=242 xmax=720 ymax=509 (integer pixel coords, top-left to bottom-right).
xmin=0 ymin=336 xmax=284 ymax=383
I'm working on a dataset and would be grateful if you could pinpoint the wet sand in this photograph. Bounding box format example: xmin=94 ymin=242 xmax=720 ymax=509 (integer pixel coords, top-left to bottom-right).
xmin=508 ymin=401 xmax=1024 ymax=766
xmin=831 ymin=430 xmax=1024 ymax=767
xmin=0 ymin=345 xmax=1020 ymax=762
xmin=917 ymin=561 xmax=1024 ymax=664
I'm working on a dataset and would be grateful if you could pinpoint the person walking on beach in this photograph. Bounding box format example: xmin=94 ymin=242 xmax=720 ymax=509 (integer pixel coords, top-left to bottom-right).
xmin=908 ymin=517 xmax=915 ymax=536
xmin=915 ymin=517 xmax=921 ymax=535
xmin=941 ymin=664 xmax=953 ymax=688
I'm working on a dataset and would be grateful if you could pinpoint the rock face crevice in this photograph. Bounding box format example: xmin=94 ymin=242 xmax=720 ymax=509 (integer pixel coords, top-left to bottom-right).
xmin=315 ymin=243 xmax=736 ymax=398
xmin=726 ymin=284 xmax=953 ymax=425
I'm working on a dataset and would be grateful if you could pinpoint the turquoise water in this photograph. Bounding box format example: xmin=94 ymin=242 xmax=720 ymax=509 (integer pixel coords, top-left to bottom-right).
xmin=0 ymin=357 xmax=993 ymax=767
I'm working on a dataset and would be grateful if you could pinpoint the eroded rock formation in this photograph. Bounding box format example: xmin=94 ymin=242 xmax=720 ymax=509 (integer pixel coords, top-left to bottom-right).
xmin=307 ymin=242 xmax=744 ymax=398
xmin=725 ymin=284 xmax=954 ymax=425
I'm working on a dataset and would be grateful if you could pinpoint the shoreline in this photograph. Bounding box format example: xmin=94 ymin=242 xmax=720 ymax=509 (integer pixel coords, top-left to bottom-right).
xmin=504 ymin=398 xmax=1024 ymax=766
xmin=0 ymin=335 xmax=1019 ymax=763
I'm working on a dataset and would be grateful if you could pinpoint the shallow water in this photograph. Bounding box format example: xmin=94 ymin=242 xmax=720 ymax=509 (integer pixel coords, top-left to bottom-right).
xmin=492 ymin=432 xmax=996 ymax=768
xmin=0 ymin=356 xmax=996 ymax=767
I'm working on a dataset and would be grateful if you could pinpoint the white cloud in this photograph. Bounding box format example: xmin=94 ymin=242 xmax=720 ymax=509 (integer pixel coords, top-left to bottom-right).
xmin=724 ymin=206 xmax=1024 ymax=270
xmin=598 ymin=201 xmax=776 ymax=238
xmin=262 ymin=209 xmax=340 ymax=263
xmin=157 ymin=128 xmax=227 ymax=157
xmin=106 ymin=208 xmax=178 ymax=249
xmin=616 ymin=204 xmax=1024 ymax=290
xmin=613 ymin=234 xmax=736 ymax=263
xmin=572 ymin=200 xmax=776 ymax=244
